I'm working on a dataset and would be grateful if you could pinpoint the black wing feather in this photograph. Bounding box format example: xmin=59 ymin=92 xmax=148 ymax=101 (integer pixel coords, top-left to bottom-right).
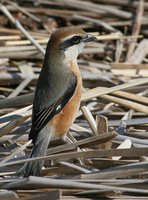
xmin=30 ymin=75 xmax=77 ymax=143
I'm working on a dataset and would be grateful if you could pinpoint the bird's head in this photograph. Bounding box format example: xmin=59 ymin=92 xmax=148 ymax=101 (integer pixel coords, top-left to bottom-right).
xmin=48 ymin=26 xmax=97 ymax=61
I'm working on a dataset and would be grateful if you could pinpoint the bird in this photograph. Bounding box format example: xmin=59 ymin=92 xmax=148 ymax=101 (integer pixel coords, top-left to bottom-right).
xmin=23 ymin=26 xmax=96 ymax=177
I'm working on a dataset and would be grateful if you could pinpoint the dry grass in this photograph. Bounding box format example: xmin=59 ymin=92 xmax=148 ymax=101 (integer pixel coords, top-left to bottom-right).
xmin=0 ymin=0 xmax=148 ymax=199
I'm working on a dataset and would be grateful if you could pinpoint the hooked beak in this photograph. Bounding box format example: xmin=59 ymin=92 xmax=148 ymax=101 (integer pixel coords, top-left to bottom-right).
xmin=82 ymin=34 xmax=97 ymax=43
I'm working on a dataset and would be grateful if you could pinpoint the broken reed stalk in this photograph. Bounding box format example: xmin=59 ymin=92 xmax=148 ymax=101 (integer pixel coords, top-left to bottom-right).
xmin=59 ymin=0 xmax=132 ymax=19
xmin=111 ymin=90 xmax=148 ymax=105
xmin=81 ymin=106 xmax=98 ymax=135
xmin=0 ymin=93 xmax=34 ymax=109
xmin=0 ymin=4 xmax=45 ymax=55
xmin=82 ymin=78 xmax=148 ymax=101
xmin=73 ymin=14 xmax=117 ymax=32
xmin=1 ymin=148 xmax=148 ymax=168
xmin=81 ymin=160 xmax=148 ymax=179
xmin=99 ymin=94 xmax=148 ymax=114
xmin=0 ymin=112 xmax=31 ymax=138
xmin=7 ymin=77 xmax=33 ymax=98
xmin=3 ymin=176 xmax=148 ymax=194
xmin=1 ymin=140 xmax=32 ymax=163
xmin=0 ymin=105 xmax=32 ymax=127
xmin=5 ymin=0 xmax=41 ymax=23
xmin=126 ymin=0 xmax=144 ymax=60
xmin=1 ymin=77 xmax=148 ymax=109
xmin=47 ymin=132 xmax=116 ymax=155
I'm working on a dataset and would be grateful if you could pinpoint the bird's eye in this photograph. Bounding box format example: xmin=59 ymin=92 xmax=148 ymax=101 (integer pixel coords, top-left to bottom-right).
xmin=71 ymin=36 xmax=82 ymax=44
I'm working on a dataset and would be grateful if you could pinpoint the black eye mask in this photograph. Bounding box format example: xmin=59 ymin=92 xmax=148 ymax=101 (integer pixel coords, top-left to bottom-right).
xmin=59 ymin=35 xmax=83 ymax=50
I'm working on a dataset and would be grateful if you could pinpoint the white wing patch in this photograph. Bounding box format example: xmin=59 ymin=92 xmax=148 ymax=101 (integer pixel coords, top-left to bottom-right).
xmin=56 ymin=105 xmax=62 ymax=111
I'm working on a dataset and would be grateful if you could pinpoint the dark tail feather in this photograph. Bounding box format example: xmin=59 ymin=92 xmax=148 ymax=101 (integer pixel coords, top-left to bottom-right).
xmin=17 ymin=125 xmax=53 ymax=177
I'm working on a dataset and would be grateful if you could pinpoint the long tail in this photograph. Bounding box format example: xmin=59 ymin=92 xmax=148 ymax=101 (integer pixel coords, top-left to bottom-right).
xmin=21 ymin=125 xmax=53 ymax=177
